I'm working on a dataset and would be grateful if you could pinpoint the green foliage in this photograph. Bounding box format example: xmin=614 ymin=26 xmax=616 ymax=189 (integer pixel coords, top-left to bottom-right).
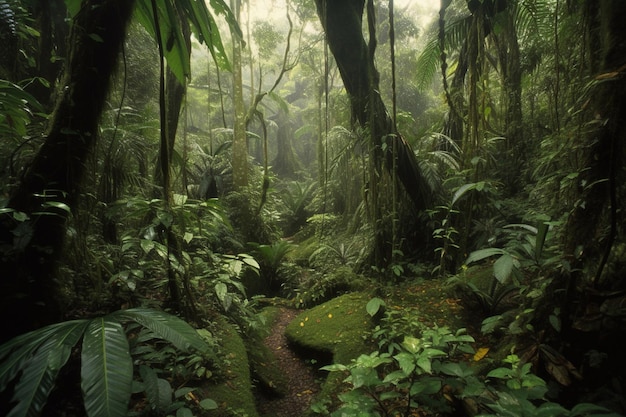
xmin=316 ymin=318 xmax=620 ymax=417
xmin=478 ymin=355 xmax=622 ymax=417
xmin=295 ymin=266 xmax=366 ymax=308
xmin=319 ymin=326 xmax=477 ymax=416
xmin=0 ymin=308 xmax=213 ymax=417
xmin=126 ymin=0 xmax=237 ymax=82
xmin=249 ymin=239 xmax=297 ymax=295
xmin=279 ymin=180 xmax=317 ymax=236
xmin=0 ymin=79 xmax=44 ymax=138
xmin=456 ymin=220 xmax=558 ymax=321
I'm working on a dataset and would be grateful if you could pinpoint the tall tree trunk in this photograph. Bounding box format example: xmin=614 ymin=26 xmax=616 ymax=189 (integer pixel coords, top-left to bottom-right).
xmin=314 ymin=0 xmax=431 ymax=214
xmin=494 ymin=5 xmax=524 ymax=195
xmin=154 ymin=9 xmax=191 ymax=191
xmin=231 ymin=0 xmax=248 ymax=188
xmin=272 ymin=109 xmax=301 ymax=178
xmin=563 ymin=0 xmax=626 ymax=287
xmin=0 ymin=0 xmax=136 ymax=342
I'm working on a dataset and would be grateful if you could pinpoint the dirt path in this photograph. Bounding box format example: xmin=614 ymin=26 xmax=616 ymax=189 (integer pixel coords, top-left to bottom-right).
xmin=257 ymin=308 xmax=321 ymax=417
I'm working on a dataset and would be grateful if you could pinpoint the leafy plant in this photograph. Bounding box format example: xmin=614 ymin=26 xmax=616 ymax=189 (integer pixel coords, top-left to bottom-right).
xmin=279 ymin=180 xmax=317 ymax=236
xmin=295 ymin=266 xmax=365 ymax=308
xmin=0 ymin=79 xmax=44 ymax=139
xmin=320 ymin=326 xmax=477 ymax=417
xmin=459 ymin=221 xmax=555 ymax=316
xmin=479 ymin=354 xmax=622 ymax=417
xmin=0 ymin=308 xmax=213 ymax=417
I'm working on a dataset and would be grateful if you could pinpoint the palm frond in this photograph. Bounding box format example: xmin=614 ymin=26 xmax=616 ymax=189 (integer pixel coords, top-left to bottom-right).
xmin=81 ymin=318 xmax=133 ymax=417
xmin=415 ymin=16 xmax=473 ymax=91
xmin=6 ymin=321 xmax=88 ymax=417
xmin=111 ymin=308 xmax=209 ymax=353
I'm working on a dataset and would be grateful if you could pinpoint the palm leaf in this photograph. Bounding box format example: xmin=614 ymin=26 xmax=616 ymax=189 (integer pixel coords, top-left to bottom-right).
xmin=111 ymin=308 xmax=208 ymax=353
xmin=81 ymin=318 xmax=133 ymax=417
xmin=6 ymin=320 xmax=88 ymax=417
xmin=415 ymin=16 xmax=473 ymax=91
xmin=179 ymin=0 xmax=234 ymax=71
xmin=135 ymin=0 xmax=191 ymax=84
xmin=0 ymin=320 xmax=85 ymax=393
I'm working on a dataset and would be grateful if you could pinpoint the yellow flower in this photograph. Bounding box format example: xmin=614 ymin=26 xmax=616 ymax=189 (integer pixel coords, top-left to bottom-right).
xmin=305 ymin=317 xmax=309 ymax=321
xmin=327 ymin=313 xmax=333 ymax=319
xmin=300 ymin=322 xmax=304 ymax=327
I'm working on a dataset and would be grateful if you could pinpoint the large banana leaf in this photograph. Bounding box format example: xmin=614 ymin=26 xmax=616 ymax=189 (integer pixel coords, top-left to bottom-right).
xmin=112 ymin=308 xmax=209 ymax=353
xmin=81 ymin=318 xmax=133 ymax=417
xmin=179 ymin=0 xmax=235 ymax=72
xmin=7 ymin=321 xmax=88 ymax=417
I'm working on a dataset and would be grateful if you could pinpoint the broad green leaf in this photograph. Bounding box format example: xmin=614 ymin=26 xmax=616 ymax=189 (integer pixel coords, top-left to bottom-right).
xmin=365 ymin=297 xmax=385 ymax=317
xmin=81 ymin=318 xmax=133 ymax=417
xmin=465 ymin=247 xmax=506 ymax=264
xmin=140 ymin=239 xmax=155 ymax=254
xmin=65 ymin=0 xmax=83 ymax=18
xmin=6 ymin=321 xmax=88 ymax=417
xmin=493 ymin=254 xmax=514 ymax=284
xmin=177 ymin=407 xmax=194 ymax=417
xmin=112 ymin=308 xmax=208 ymax=353
xmin=320 ymin=364 xmax=348 ymax=372
xmin=199 ymin=398 xmax=218 ymax=410
xmin=140 ymin=365 xmax=172 ymax=410
xmin=0 ymin=320 xmax=86 ymax=393
xmin=215 ymin=282 xmax=228 ymax=302
xmin=394 ymin=352 xmax=416 ymax=375
xmin=401 ymin=336 xmax=421 ymax=354
xmin=180 ymin=0 xmax=233 ymax=71
xmin=409 ymin=377 xmax=441 ymax=396
xmin=451 ymin=182 xmax=478 ymax=206
xmin=135 ymin=0 xmax=190 ymax=84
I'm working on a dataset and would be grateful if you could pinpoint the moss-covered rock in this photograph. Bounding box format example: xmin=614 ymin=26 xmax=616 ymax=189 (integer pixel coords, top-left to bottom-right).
xmin=285 ymin=292 xmax=376 ymax=414
xmin=201 ymin=316 xmax=259 ymax=417
xmin=248 ymin=307 xmax=290 ymax=397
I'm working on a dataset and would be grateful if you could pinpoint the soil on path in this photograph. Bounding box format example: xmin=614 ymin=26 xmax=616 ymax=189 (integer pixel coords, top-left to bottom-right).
xmin=257 ymin=308 xmax=321 ymax=417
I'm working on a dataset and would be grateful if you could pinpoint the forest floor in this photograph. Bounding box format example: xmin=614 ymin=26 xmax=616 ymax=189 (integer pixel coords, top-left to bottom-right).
xmin=252 ymin=279 xmax=479 ymax=417
xmin=256 ymin=308 xmax=321 ymax=417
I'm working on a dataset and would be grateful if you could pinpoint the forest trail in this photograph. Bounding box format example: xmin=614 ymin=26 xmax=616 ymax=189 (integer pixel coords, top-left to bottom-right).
xmin=256 ymin=307 xmax=321 ymax=417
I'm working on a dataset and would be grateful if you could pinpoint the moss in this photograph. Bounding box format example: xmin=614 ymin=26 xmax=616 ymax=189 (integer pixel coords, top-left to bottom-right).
xmin=285 ymin=292 xmax=376 ymax=414
xmin=201 ymin=316 xmax=259 ymax=417
xmin=248 ymin=307 xmax=289 ymax=397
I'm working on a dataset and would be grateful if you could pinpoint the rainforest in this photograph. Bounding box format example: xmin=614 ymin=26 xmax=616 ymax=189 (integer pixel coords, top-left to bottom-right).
xmin=0 ymin=0 xmax=625 ymax=416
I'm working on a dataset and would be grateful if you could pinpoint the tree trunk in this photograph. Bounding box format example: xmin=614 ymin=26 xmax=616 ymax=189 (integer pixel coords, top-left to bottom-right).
xmin=0 ymin=0 xmax=136 ymax=342
xmin=272 ymin=109 xmax=301 ymax=178
xmin=154 ymin=10 xmax=191 ymax=191
xmin=563 ymin=0 xmax=626 ymax=285
xmin=231 ymin=0 xmax=248 ymax=188
xmin=314 ymin=0 xmax=431 ymax=213
xmin=494 ymin=5 xmax=524 ymax=195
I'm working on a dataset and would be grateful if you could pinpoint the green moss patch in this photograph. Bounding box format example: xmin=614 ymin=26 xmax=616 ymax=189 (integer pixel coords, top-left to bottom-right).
xmin=285 ymin=292 xmax=376 ymax=414
xmin=285 ymin=292 xmax=374 ymax=363
xmin=200 ymin=316 xmax=258 ymax=417
xmin=248 ymin=307 xmax=289 ymax=397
